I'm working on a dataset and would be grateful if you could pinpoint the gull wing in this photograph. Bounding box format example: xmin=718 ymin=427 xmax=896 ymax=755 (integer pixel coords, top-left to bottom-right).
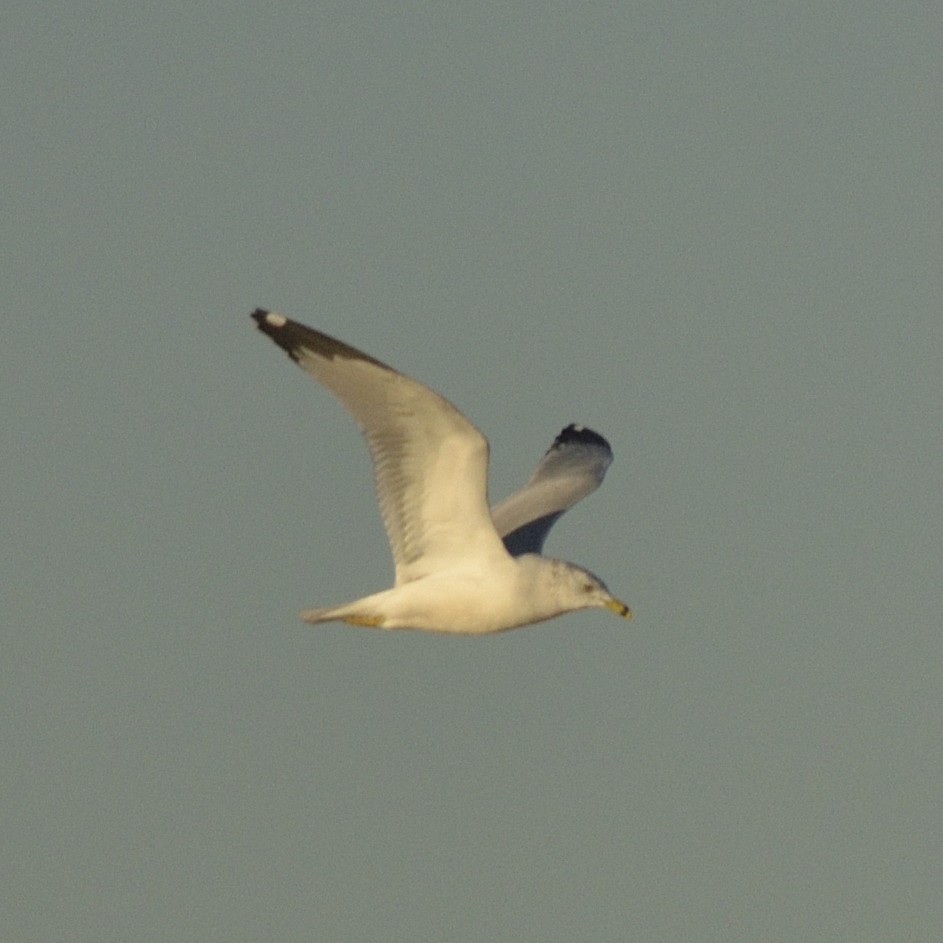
xmin=252 ymin=310 xmax=509 ymax=584
xmin=490 ymin=425 xmax=613 ymax=556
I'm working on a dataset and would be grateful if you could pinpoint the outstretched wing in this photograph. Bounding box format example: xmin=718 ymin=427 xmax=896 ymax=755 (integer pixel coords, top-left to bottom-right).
xmin=490 ymin=424 xmax=613 ymax=556
xmin=252 ymin=310 xmax=509 ymax=584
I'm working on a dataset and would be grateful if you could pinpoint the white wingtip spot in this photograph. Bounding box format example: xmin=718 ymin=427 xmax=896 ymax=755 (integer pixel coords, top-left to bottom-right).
xmin=265 ymin=312 xmax=288 ymax=328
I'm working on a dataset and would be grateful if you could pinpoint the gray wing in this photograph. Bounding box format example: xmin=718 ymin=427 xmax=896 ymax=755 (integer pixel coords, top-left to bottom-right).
xmin=490 ymin=424 xmax=613 ymax=556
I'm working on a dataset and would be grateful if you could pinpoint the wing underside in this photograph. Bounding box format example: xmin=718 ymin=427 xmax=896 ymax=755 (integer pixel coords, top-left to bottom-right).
xmin=252 ymin=310 xmax=509 ymax=583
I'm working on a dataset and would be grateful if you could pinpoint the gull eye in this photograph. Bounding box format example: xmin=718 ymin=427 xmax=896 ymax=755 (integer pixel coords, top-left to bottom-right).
xmin=582 ymin=582 xmax=595 ymax=593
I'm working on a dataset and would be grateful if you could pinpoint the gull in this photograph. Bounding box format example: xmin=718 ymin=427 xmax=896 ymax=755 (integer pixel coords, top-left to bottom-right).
xmin=251 ymin=309 xmax=631 ymax=634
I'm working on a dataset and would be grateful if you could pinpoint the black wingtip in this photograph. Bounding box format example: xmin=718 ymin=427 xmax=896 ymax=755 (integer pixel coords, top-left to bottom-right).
xmin=250 ymin=309 xmax=395 ymax=371
xmin=250 ymin=309 xmax=302 ymax=362
xmin=250 ymin=308 xmax=275 ymax=337
xmin=250 ymin=308 xmax=277 ymax=334
xmin=553 ymin=424 xmax=611 ymax=451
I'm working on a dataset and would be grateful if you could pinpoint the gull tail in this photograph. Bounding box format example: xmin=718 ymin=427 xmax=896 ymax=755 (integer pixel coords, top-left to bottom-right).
xmin=300 ymin=604 xmax=386 ymax=628
xmin=300 ymin=606 xmax=337 ymax=624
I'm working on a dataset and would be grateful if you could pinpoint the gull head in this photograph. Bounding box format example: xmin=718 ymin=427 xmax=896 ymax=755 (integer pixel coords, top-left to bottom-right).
xmin=537 ymin=559 xmax=632 ymax=622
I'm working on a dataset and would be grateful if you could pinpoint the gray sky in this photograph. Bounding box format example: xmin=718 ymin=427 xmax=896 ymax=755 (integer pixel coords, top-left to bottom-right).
xmin=4 ymin=3 xmax=942 ymax=941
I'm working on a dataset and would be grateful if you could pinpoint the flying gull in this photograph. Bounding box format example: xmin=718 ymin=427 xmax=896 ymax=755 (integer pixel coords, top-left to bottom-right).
xmin=251 ymin=309 xmax=631 ymax=634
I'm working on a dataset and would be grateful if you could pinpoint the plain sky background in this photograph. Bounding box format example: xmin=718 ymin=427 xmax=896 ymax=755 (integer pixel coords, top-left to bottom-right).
xmin=4 ymin=3 xmax=942 ymax=941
